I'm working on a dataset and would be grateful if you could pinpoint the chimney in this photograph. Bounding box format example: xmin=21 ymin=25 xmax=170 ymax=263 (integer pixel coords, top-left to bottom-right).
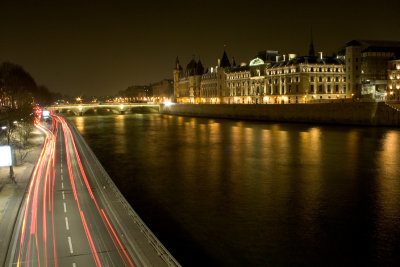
xmin=319 ymin=52 xmax=323 ymax=59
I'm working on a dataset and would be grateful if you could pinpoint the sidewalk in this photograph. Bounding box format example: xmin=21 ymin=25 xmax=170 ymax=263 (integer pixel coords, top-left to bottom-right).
xmin=0 ymin=129 xmax=44 ymax=266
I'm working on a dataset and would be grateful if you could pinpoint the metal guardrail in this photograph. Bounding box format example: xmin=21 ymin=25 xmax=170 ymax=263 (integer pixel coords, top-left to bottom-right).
xmin=68 ymin=122 xmax=181 ymax=267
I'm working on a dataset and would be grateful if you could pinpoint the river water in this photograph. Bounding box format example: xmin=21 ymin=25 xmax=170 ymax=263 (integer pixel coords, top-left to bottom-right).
xmin=70 ymin=114 xmax=400 ymax=266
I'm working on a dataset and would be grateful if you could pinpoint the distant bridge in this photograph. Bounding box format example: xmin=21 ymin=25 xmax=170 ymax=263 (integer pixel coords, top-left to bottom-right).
xmin=46 ymin=103 xmax=161 ymax=116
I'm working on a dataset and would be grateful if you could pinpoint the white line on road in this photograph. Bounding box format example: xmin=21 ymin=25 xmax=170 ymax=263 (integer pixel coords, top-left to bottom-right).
xmin=61 ymin=174 xmax=63 ymax=181
xmin=65 ymin=217 xmax=69 ymax=230
xmin=62 ymin=191 xmax=65 ymax=200
xmin=61 ymin=168 xmax=63 ymax=174
xmin=72 ymin=263 xmax=76 ymax=267
xmin=61 ymin=182 xmax=64 ymax=189
xmin=63 ymin=202 xmax=67 ymax=213
xmin=68 ymin=236 xmax=73 ymax=254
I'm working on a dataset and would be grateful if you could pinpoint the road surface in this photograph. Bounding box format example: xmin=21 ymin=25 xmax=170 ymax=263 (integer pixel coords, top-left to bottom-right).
xmin=5 ymin=114 xmax=175 ymax=266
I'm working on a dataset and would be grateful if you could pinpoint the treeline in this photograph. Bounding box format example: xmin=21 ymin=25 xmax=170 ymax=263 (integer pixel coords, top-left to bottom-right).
xmin=0 ymin=62 xmax=62 ymax=182
xmin=0 ymin=61 xmax=62 ymax=107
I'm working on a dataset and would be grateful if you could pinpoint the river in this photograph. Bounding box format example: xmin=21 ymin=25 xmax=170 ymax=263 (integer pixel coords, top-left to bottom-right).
xmin=70 ymin=114 xmax=400 ymax=266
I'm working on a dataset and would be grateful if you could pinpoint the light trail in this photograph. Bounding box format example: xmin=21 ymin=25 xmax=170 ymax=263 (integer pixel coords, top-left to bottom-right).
xmin=13 ymin=114 xmax=135 ymax=267
xmin=54 ymin=115 xmax=134 ymax=266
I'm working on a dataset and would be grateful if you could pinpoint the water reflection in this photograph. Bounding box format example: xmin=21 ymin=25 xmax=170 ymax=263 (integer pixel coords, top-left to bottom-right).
xmin=75 ymin=116 xmax=85 ymax=134
xmin=114 ymin=115 xmax=127 ymax=154
xmin=71 ymin=114 xmax=400 ymax=266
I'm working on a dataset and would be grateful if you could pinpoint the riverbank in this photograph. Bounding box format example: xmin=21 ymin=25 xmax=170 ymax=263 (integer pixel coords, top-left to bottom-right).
xmin=161 ymin=102 xmax=400 ymax=126
xmin=0 ymin=129 xmax=44 ymax=265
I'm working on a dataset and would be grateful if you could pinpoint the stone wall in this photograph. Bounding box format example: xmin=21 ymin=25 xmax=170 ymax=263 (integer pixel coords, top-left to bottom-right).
xmin=160 ymin=103 xmax=400 ymax=126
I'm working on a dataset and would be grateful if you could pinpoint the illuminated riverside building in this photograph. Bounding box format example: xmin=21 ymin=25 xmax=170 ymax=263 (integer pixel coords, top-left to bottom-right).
xmin=388 ymin=58 xmax=400 ymax=101
xmin=345 ymin=40 xmax=400 ymax=100
xmin=225 ymin=49 xmax=347 ymax=104
xmin=174 ymin=51 xmax=231 ymax=104
xmin=174 ymin=40 xmax=400 ymax=104
xmin=264 ymin=54 xmax=347 ymax=103
xmin=173 ymin=57 xmax=203 ymax=103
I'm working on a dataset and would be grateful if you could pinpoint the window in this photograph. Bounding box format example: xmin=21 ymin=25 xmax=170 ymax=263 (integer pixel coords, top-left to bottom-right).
xmin=289 ymin=85 xmax=292 ymax=93
xmin=328 ymin=77 xmax=331 ymax=82
xmin=335 ymin=85 xmax=339 ymax=92
xmin=336 ymin=77 xmax=339 ymax=82
xmin=318 ymin=85 xmax=323 ymax=93
xmin=319 ymin=77 xmax=323 ymax=82
xmin=311 ymin=76 xmax=315 ymax=82
xmin=344 ymin=85 xmax=346 ymax=92
xmin=310 ymin=85 xmax=314 ymax=92
xmin=327 ymin=85 xmax=331 ymax=93
xmin=296 ymin=85 xmax=299 ymax=93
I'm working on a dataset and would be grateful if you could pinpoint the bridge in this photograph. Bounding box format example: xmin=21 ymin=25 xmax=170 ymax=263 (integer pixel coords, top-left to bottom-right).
xmin=47 ymin=103 xmax=161 ymax=116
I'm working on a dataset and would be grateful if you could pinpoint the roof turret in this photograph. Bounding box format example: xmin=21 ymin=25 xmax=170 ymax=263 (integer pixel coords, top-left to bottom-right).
xmin=220 ymin=50 xmax=231 ymax=68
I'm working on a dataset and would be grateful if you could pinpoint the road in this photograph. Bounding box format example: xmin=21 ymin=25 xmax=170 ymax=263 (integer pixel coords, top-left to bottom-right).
xmin=6 ymin=115 xmax=136 ymax=266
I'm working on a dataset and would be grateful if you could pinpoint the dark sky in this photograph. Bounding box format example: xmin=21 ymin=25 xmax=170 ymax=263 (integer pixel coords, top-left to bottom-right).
xmin=1 ymin=0 xmax=399 ymax=96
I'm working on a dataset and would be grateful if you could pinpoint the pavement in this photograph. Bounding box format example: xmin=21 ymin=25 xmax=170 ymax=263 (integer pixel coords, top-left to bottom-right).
xmin=0 ymin=129 xmax=45 ymax=266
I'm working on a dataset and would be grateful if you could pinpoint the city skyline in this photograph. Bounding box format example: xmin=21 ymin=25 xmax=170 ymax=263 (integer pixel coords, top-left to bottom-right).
xmin=0 ymin=0 xmax=399 ymax=96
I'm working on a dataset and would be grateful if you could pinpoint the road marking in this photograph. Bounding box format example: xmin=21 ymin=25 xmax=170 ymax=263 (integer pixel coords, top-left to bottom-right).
xmin=63 ymin=202 xmax=67 ymax=213
xmin=61 ymin=168 xmax=63 ymax=174
xmin=61 ymin=182 xmax=64 ymax=189
xmin=72 ymin=263 xmax=76 ymax=267
xmin=62 ymin=191 xmax=65 ymax=200
xmin=65 ymin=217 xmax=69 ymax=230
xmin=61 ymin=174 xmax=63 ymax=181
xmin=68 ymin=236 xmax=73 ymax=254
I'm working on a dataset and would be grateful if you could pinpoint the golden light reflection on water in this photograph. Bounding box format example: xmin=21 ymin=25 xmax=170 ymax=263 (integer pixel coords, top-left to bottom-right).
xmin=231 ymin=125 xmax=243 ymax=181
xmin=209 ymin=122 xmax=221 ymax=144
xmin=298 ymin=127 xmax=322 ymax=226
xmin=75 ymin=116 xmax=85 ymax=134
xmin=114 ymin=115 xmax=127 ymax=154
xmin=377 ymin=131 xmax=400 ymax=236
xmin=274 ymin=130 xmax=289 ymax=165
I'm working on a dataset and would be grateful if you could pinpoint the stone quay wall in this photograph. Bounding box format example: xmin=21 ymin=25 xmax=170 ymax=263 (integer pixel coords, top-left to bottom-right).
xmin=160 ymin=102 xmax=400 ymax=126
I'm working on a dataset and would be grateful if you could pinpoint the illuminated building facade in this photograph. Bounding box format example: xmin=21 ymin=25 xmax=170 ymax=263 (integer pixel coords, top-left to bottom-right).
xmin=173 ymin=57 xmax=204 ymax=103
xmin=151 ymin=79 xmax=173 ymax=103
xmin=199 ymin=50 xmax=230 ymax=104
xmin=226 ymin=49 xmax=347 ymax=104
xmin=345 ymin=40 xmax=400 ymax=101
xmin=388 ymin=58 xmax=400 ymax=101
xmin=174 ymin=40 xmax=400 ymax=104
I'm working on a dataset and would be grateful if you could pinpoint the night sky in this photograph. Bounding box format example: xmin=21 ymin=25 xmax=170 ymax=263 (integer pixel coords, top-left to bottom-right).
xmin=1 ymin=0 xmax=399 ymax=96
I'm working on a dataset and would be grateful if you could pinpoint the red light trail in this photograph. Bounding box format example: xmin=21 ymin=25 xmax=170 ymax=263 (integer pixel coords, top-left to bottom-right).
xmin=12 ymin=114 xmax=134 ymax=266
